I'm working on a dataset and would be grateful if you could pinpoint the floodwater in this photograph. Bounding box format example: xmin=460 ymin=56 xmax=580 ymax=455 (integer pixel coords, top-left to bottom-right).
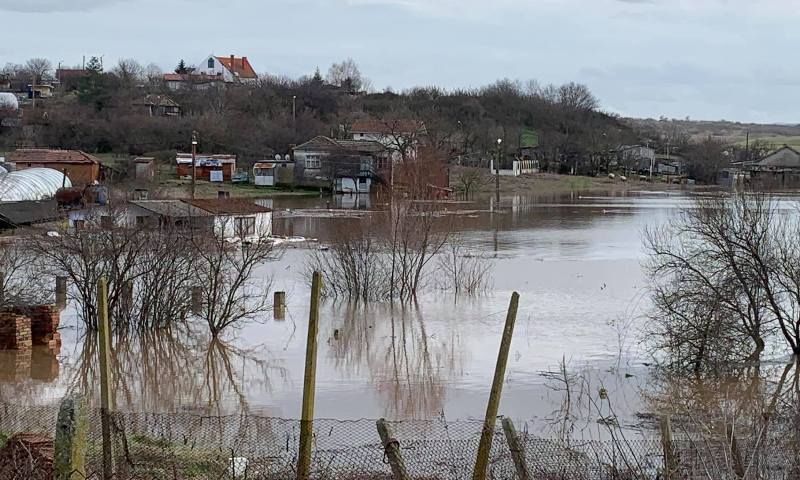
xmin=1 ymin=191 xmax=707 ymax=436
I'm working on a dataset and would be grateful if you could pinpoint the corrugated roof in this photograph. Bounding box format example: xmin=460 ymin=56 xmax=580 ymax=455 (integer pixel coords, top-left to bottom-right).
xmin=185 ymin=198 xmax=271 ymax=215
xmin=0 ymin=168 xmax=72 ymax=202
xmin=135 ymin=94 xmax=180 ymax=108
xmin=9 ymin=149 xmax=100 ymax=165
xmin=130 ymin=200 xmax=212 ymax=217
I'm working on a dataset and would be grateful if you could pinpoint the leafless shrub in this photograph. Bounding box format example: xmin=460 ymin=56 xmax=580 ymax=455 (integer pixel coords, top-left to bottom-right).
xmin=435 ymin=236 xmax=493 ymax=295
xmin=0 ymin=237 xmax=51 ymax=308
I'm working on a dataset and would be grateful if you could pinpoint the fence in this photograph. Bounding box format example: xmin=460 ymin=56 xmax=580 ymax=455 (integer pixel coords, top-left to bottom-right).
xmin=3 ymin=401 xmax=800 ymax=479
xmin=0 ymin=401 xmax=669 ymax=480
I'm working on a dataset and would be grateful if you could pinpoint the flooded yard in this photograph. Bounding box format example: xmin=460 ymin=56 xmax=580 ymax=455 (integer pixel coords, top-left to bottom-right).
xmin=2 ymin=191 xmax=700 ymax=436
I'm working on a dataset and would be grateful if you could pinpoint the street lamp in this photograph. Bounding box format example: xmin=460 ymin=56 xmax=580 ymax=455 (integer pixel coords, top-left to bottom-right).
xmin=495 ymin=138 xmax=503 ymax=203
xmin=191 ymin=131 xmax=198 ymax=199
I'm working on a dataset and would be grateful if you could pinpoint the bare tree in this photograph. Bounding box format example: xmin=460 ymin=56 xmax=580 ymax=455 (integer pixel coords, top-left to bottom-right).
xmin=645 ymin=193 xmax=800 ymax=371
xmin=326 ymin=58 xmax=370 ymax=92
xmin=191 ymin=218 xmax=278 ymax=336
xmin=556 ymin=82 xmax=598 ymax=111
xmin=112 ymin=58 xmax=144 ymax=88
xmin=24 ymin=58 xmax=52 ymax=84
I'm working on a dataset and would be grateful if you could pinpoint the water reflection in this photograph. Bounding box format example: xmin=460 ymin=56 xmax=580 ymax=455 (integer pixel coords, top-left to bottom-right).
xmin=65 ymin=325 xmax=287 ymax=414
xmin=329 ymin=303 xmax=464 ymax=418
xmin=0 ymin=347 xmax=60 ymax=401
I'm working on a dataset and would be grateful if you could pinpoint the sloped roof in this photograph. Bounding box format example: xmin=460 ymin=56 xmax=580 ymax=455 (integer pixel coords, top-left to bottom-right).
xmin=130 ymin=200 xmax=212 ymax=217
xmin=9 ymin=149 xmax=100 ymax=165
xmin=185 ymin=198 xmax=271 ymax=215
xmin=215 ymin=56 xmax=257 ymax=79
xmin=351 ymin=119 xmax=426 ymax=135
xmin=293 ymin=136 xmax=385 ymax=154
xmin=756 ymin=146 xmax=800 ymax=168
xmin=135 ymin=94 xmax=180 ymax=108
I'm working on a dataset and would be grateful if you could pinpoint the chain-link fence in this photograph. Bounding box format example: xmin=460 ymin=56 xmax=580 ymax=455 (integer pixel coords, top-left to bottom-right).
xmin=1 ymin=401 xmax=797 ymax=480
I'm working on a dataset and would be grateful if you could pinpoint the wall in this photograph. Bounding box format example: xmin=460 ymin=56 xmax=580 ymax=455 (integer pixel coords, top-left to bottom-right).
xmin=0 ymin=313 xmax=31 ymax=350
xmin=16 ymin=162 xmax=98 ymax=186
xmin=214 ymin=211 xmax=272 ymax=241
xmin=176 ymin=163 xmax=234 ymax=181
xmin=193 ymin=56 xmax=232 ymax=82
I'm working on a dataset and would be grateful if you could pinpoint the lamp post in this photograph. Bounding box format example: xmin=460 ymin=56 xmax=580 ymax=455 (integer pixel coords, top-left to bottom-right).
xmin=292 ymin=95 xmax=297 ymax=137
xmin=495 ymin=138 xmax=502 ymax=204
xmin=191 ymin=131 xmax=198 ymax=199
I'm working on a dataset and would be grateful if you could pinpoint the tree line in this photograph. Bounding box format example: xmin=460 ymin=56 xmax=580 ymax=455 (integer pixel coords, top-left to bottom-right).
xmin=0 ymin=56 xmax=765 ymax=181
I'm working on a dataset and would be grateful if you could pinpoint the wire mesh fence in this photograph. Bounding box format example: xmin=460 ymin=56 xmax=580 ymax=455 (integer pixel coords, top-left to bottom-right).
xmin=0 ymin=401 xmax=797 ymax=479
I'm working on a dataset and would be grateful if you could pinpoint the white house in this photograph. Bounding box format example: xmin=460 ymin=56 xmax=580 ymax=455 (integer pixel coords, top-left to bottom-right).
xmin=186 ymin=198 xmax=272 ymax=242
xmin=350 ymin=119 xmax=426 ymax=163
xmin=192 ymin=55 xmax=258 ymax=83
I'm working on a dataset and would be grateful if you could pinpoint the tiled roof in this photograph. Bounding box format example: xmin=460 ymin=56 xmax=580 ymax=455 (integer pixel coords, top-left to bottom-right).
xmin=351 ymin=119 xmax=425 ymax=135
xmin=293 ymin=136 xmax=385 ymax=154
xmin=215 ymin=56 xmax=258 ymax=79
xmin=9 ymin=149 xmax=100 ymax=165
xmin=184 ymin=198 xmax=271 ymax=215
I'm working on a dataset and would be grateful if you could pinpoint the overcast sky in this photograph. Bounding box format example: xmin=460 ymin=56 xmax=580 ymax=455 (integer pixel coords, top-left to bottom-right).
xmin=1 ymin=0 xmax=798 ymax=123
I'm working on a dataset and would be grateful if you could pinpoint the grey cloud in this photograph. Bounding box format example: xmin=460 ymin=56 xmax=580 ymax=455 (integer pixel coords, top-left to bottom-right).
xmin=0 ymin=0 xmax=128 ymax=13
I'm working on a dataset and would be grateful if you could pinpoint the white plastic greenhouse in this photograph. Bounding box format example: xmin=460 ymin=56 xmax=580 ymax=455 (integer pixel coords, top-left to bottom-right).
xmin=0 ymin=168 xmax=71 ymax=202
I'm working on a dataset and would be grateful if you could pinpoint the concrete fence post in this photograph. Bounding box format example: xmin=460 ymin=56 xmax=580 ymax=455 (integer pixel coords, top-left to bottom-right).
xmin=660 ymin=416 xmax=677 ymax=480
xmin=55 ymin=276 xmax=68 ymax=309
xmin=273 ymin=291 xmax=286 ymax=319
xmin=54 ymin=394 xmax=88 ymax=480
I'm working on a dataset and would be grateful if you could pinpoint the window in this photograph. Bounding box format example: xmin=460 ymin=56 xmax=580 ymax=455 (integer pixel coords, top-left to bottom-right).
xmin=207 ymin=57 xmax=214 ymax=69
xmin=234 ymin=217 xmax=256 ymax=238
xmin=305 ymin=155 xmax=321 ymax=169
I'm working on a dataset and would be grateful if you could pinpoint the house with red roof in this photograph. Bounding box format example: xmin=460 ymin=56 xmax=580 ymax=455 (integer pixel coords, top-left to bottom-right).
xmin=193 ymin=54 xmax=258 ymax=83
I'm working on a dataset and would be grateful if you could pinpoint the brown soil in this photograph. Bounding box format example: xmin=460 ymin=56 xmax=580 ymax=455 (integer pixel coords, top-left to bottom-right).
xmin=0 ymin=433 xmax=53 ymax=480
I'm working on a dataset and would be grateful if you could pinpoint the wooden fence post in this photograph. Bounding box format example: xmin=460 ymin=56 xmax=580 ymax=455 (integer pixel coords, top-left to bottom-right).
xmin=297 ymin=272 xmax=322 ymax=480
xmin=660 ymin=416 xmax=677 ymax=480
xmin=501 ymin=417 xmax=531 ymax=480
xmin=472 ymin=292 xmax=520 ymax=480
xmin=54 ymin=394 xmax=88 ymax=480
xmin=377 ymin=419 xmax=410 ymax=480
xmin=97 ymin=278 xmax=114 ymax=480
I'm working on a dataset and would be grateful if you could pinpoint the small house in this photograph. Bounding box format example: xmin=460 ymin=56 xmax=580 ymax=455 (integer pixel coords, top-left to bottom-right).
xmin=27 ymin=84 xmax=54 ymax=99
xmin=175 ymin=153 xmax=236 ymax=182
xmin=134 ymin=95 xmax=181 ymax=117
xmin=185 ymin=198 xmax=272 ymax=241
xmin=254 ymin=158 xmax=294 ymax=187
xmin=127 ymin=200 xmax=213 ymax=229
xmin=745 ymin=146 xmax=800 ymax=188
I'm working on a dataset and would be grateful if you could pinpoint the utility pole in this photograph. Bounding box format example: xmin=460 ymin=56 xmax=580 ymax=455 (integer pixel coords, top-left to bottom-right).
xmin=745 ymin=130 xmax=750 ymax=163
xmin=292 ymin=95 xmax=297 ymax=130
xmin=191 ymin=131 xmax=198 ymax=199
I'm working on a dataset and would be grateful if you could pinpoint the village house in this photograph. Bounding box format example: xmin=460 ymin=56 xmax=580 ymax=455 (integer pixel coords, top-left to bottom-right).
xmin=253 ymin=156 xmax=294 ymax=187
xmin=292 ymin=136 xmax=387 ymax=193
xmin=8 ymin=149 xmax=101 ymax=186
xmin=126 ymin=199 xmax=212 ymax=229
xmin=27 ymin=84 xmax=54 ymax=99
xmin=175 ymin=153 xmax=236 ymax=182
xmin=186 ymin=199 xmax=272 ymax=241
xmin=134 ymin=94 xmax=181 ymax=117
xmin=192 ymin=54 xmax=258 ymax=84
xmin=741 ymin=145 xmax=800 ymax=189
xmin=350 ymin=119 xmax=427 ymax=166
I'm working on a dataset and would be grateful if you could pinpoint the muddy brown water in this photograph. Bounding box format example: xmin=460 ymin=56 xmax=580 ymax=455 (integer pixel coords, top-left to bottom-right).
xmin=1 ymin=190 xmax=751 ymax=436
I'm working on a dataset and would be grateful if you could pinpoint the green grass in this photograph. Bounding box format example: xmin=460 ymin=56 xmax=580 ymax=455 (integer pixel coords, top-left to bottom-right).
xmin=0 ymin=431 xmax=9 ymax=448
xmin=567 ymin=177 xmax=592 ymax=190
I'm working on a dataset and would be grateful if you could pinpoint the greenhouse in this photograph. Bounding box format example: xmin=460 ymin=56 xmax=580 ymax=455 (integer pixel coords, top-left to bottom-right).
xmin=0 ymin=168 xmax=71 ymax=202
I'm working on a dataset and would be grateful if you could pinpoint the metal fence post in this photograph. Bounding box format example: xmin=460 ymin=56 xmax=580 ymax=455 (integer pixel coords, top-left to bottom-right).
xmin=377 ymin=419 xmax=410 ymax=480
xmin=473 ymin=292 xmax=520 ymax=480
xmin=297 ymin=272 xmax=322 ymax=480
xmin=501 ymin=417 xmax=531 ymax=480
xmin=660 ymin=416 xmax=676 ymax=480
xmin=97 ymin=277 xmax=114 ymax=480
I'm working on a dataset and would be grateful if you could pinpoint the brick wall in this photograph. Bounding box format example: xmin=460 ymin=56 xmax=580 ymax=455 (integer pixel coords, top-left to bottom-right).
xmin=0 ymin=313 xmax=32 ymax=350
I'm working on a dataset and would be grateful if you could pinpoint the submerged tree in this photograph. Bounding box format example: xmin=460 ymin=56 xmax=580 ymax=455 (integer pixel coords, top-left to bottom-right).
xmin=645 ymin=193 xmax=800 ymax=371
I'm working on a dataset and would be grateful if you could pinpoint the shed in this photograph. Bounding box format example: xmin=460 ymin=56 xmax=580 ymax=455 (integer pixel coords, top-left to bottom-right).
xmin=134 ymin=157 xmax=156 ymax=182
xmin=176 ymin=153 xmax=236 ymax=182
xmin=253 ymin=162 xmax=276 ymax=186
xmin=8 ymin=149 xmax=101 ymax=186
